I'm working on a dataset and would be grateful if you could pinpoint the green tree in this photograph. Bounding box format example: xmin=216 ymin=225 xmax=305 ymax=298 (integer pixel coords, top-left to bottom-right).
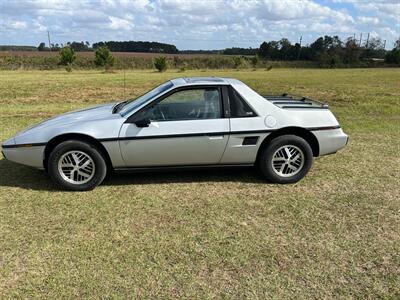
xmin=153 ymin=56 xmax=167 ymax=72
xmin=232 ymin=56 xmax=242 ymax=69
xmin=250 ymin=55 xmax=258 ymax=69
xmin=362 ymin=37 xmax=386 ymax=59
xmin=94 ymin=46 xmax=115 ymax=71
xmin=38 ymin=42 xmax=46 ymax=51
xmin=258 ymin=41 xmax=280 ymax=60
xmin=59 ymin=46 xmax=76 ymax=72
xmin=394 ymin=38 xmax=400 ymax=49
xmin=385 ymin=48 xmax=400 ymax=64
xmin=343 ymin=38 xmax=360 ymax=64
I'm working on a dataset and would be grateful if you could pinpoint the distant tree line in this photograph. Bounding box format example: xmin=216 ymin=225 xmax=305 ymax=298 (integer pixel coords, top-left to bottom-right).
xmin=223 ymin=47 xmax=258 ymax=55
xmin=37 ymin=40 xmax=178 ymax=54
xmin=258 ymin=35 xmax=400 ymax=66
xmin=0 ymin=45 xmax=37 ymax=51
xmin=66 ymin=41 xmax=91 ymax=51
xmin=181 ymin=36 xmax=399 ymax=65
xmin=92 ymin=41 xmax=179 ymax=54
xmin=38 ymin=41 xmax=90 ymax=52
xmin=3 ymin=35 xmax=397 ymax=69
xmin=31 ymin=36 xmax=400 ymax=66
xmin=384 ymin=39 xmax=400 ymax=64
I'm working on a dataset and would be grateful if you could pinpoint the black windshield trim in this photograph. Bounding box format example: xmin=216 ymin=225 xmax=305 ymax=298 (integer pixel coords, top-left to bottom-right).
xmin=119 ymin=81 xmax=174 ymax=117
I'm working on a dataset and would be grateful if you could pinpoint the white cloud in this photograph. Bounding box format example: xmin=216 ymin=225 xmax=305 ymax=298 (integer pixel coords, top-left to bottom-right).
xmin=0 ymin=0 xmax=398 ymax=49
xmin=109 ymin=16 xmax=133 ymax=30
xmin=357 ymin=16 xmax=380 ymax=25
xmin=33 ymin=19 xmax=47 ymax=32
xmin=352 ymin=2 xmax=400 ymax=20
xmin=2 ymin=20 xmax=27 ymax=30
xmin=12 ymin=20 xmax=27 ymax=29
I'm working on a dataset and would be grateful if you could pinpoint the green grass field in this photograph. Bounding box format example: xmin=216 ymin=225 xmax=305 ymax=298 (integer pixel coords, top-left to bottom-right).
xmin=0 ymin=69 xmax=399 ymax=298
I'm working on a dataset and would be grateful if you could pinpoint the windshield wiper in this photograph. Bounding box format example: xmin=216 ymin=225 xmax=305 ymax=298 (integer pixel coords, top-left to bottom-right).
xmin=112 ymin=100 xmax=128 ymax=114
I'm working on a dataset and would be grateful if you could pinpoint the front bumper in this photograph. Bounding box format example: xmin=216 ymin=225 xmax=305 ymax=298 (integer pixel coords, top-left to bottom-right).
xmin=1 ymin=143 xmax=45 ymax=168
xmin=1 ymin=137 xmax=15 ymax=160
xmin=313 ymin=128 xmax=348 ymax=156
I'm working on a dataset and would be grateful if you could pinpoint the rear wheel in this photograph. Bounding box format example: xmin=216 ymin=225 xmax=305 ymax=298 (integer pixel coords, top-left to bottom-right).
xmin=258 ymin=135 xmax=313 ymax=184
xmin=47 ymin=140 xmax=107 ymax=191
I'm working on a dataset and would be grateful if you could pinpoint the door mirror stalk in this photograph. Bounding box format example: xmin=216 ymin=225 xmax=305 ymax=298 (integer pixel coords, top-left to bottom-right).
xmin=134 ymin=118 xmax=151 ymax=128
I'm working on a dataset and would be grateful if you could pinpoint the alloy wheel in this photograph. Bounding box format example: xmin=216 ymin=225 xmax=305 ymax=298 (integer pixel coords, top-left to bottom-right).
xmin=58 ymin=150 xmax=95 ymax=184
xmin=271 ymin=145 xmax=305 ymax=177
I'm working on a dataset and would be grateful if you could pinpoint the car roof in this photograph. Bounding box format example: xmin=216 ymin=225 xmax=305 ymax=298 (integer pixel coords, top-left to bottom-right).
xmin=170 ymin=77 xmax=238 ymax=87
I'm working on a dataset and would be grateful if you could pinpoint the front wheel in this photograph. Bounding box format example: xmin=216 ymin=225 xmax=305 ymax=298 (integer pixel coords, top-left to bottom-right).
xmin=47 ymin=140 xmax=107 ymax=191
xmin=258 ymin=135 xmax=313 ymax=184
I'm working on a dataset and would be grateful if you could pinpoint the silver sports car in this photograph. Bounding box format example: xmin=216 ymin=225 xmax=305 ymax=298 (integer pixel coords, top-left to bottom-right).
xmin=2 ymin=77 xmax=348 ymax=191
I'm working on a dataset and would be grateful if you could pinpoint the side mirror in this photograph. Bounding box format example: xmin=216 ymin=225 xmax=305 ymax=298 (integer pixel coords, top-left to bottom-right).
xmin=134 ymin=117 xmax=151 ymax=128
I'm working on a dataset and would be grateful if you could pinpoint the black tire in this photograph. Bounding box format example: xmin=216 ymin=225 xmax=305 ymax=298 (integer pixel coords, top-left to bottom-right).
xmin=47 ymin=140 xmax=107 ymax=191
xmin=258 ymin=135 xmax=313 ymax=184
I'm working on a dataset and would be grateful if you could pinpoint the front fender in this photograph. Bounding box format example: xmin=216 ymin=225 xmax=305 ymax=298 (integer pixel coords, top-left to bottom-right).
xmin=14 ymin=118 xmax=125 ymax=145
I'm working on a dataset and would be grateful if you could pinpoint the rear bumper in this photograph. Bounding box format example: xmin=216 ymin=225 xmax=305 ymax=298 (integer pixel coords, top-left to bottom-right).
xmin=312 ymin=128 xmax=348 ymax=156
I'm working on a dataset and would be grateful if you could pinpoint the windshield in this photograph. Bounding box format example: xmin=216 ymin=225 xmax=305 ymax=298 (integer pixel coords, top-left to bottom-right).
xmin=119 ymin=81 xmax=173 ymax=116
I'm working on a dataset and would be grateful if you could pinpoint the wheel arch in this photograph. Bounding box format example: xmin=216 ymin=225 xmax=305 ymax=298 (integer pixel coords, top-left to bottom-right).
xmin=43 ymin=133 xmax=113 ymax=171
xmin=256 ymin=127 xmax=319 ymax=162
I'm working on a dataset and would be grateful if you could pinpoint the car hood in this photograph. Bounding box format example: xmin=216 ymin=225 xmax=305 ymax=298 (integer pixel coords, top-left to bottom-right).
xmin=16 ymin=103 xmax=119 ymax=136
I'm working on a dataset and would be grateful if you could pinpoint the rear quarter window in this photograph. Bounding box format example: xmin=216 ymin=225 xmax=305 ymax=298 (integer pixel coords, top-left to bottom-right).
xmin=229 ymin=86 xmax=257 ymax=118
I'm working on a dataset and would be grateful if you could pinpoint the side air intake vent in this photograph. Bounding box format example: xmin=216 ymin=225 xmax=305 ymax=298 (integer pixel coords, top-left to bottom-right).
xmin=242 ymin=136 xmax=259 ymax=145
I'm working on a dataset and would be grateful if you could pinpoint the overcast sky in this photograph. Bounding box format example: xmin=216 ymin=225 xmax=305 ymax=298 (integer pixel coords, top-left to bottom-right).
xmin=0 ymin=0 xmax=399 ymax=50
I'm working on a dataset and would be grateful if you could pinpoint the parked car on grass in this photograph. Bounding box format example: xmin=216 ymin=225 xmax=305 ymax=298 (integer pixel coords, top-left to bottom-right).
xmin=2 ymin=77 xmax=348 ymax=190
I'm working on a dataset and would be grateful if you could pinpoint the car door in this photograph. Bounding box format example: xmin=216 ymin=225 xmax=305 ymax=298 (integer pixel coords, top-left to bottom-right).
xmin=119 ymin=86 xmax=230 ymax=167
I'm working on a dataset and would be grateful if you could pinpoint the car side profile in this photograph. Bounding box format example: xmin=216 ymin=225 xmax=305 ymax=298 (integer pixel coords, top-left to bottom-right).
xmin=2 ymin=77 xmax=348 ymax=191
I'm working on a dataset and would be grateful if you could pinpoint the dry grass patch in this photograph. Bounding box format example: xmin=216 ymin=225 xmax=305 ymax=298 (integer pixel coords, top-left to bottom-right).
xmin=0 ymin=69 xmax=399 ymax=298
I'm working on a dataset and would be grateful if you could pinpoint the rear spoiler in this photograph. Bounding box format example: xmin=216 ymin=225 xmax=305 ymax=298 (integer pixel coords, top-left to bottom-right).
xmin=263 ymin=93 xmax=329 ymax=109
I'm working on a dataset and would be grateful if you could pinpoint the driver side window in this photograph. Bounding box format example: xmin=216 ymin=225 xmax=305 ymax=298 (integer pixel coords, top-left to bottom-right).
xmin=144 ymin=87 xmax=222 ymax=121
